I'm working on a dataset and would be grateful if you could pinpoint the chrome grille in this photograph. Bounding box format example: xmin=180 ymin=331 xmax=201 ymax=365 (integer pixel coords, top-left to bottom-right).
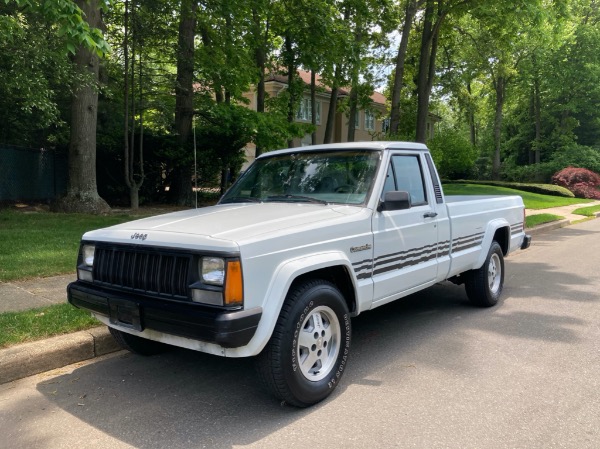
xmin=93 ymin=245 xmax=192 ymax=298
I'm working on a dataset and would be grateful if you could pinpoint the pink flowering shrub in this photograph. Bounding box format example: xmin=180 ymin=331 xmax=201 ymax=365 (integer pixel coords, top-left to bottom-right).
xmin=551 ymin=167 xmax=600 ymax=199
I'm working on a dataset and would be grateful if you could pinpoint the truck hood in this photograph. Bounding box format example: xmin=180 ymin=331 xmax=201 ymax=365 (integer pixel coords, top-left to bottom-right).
xmin=83 ymin=203 xmax=365 ymax=248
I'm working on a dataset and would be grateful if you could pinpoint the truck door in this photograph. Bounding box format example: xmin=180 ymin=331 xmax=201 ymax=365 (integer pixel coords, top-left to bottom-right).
xmin=371 ymin=153 xmax=439 ymax=305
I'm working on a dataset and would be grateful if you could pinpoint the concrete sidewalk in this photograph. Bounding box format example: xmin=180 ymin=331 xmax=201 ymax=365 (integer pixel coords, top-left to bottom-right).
xmin=0 ymin=274 xmax=121 ymax=384
xmin=1 ymin=200 xmax=600 ymax=384
xmin=0 ymin=274 xmax=76 ymax=314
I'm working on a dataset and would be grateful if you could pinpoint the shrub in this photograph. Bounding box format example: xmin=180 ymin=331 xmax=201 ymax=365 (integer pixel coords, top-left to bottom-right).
xmin=428 ymin=128 xmax=478 ymax=179
xmin=551 ymin=167 xmax=600 ymax=199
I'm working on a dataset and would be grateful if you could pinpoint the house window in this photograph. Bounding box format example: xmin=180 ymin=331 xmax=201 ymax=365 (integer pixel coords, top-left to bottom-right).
xmin=365 ymin=110 xmax=375 ymax=131
xmin=296 ymin=98 xmax=320 ymax=124
xmin=354 ymin=111 xmax=360 ymax=129
xmin=382 ymin=118 xmax=391 ymax=134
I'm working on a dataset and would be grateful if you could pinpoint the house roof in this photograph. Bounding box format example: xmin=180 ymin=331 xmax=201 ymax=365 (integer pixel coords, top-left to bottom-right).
xmin=266 ymin=69 xmax=386 ymax=106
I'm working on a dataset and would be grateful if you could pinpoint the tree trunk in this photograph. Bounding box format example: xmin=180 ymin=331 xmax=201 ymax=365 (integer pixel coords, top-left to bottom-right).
xmin=51 ymin=0 xmax=109 ymax=214
xmin=416 ymin=0 xmax=445 ymax=143
xmin=467 ymin=82 xmax=476 ymax=146
xmin=323 ymin=62 xmax=342 ymax=144
xmin=324 ymin=86 xmax=338 ymax=144
xmin=172 ymin=0 xmax=197 ymax=206
xmin=285 ymin=34 xmax=296 ymax=148
xmin=390 ymin=0 xmax=417 ymax=135
xmin=347 ymin=87 xmax=358 ymax=142
xmin=311 ymin=70 xmax=317 ymax=145
xmin=492 ymin=76 xmax=505 ymax=180
xmin=415 ymin=0 xmax=434 ymax=143
xmin=122 ymin=0 xmax=142 ymax=210
xmin=533 ymin=64 xmax=542 ymax=166
xmin=252 ymin=7 xmax=267 ymax=157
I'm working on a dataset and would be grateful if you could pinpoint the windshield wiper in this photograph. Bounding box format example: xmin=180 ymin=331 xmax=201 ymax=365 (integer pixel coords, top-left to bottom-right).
xmin=220 ymin=196 xmax=262 ymax=204
xmin=265 ymin=194 xmax=328 ymax=205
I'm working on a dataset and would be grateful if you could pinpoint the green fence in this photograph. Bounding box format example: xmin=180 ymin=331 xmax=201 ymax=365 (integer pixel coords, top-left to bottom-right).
xmin=0 ymin=145 xmax=67 ymax=201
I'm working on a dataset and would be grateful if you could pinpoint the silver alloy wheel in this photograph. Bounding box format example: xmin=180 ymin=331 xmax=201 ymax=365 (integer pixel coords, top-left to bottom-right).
xmin=488 ymin=252 xmax=502 ymax=294
xmin=297 ymin=305 xmax=341 ymax=382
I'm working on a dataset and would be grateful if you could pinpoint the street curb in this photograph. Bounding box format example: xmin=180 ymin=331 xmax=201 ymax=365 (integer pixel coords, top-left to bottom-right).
xmin=0 ymin=326 xmax=120 ymax=385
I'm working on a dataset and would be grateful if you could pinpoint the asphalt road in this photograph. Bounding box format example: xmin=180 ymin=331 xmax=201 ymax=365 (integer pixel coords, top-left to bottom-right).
xmin=1 ymin=220 xmax=599 ymax=449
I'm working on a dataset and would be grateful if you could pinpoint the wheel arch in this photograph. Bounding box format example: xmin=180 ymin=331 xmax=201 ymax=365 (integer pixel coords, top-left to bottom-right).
xmin=474 ymin=219 xmax=510 ymax=269
xmin=493 ymin=226 xmax=510 ymax=255
xmin=289 ymin=265 xmax=357 ymax=316
xmin=243 ymin=252 xmax=358 ymax=356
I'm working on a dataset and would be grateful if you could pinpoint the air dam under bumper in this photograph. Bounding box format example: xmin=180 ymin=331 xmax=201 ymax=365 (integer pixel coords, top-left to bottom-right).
xmin=67 ymin=282 xmax=262 ymax=348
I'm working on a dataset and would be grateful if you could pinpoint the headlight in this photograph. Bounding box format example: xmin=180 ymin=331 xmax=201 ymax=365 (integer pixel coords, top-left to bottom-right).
xmin=78 ymin=244 xmax=95 ymax=282
xmin=201 ymin=257 xmax=225 ymax=285
xmin=82 ymin=244 xmax=96 ymax=267
xmin=192 ymin=258 xmax=243 ymax=307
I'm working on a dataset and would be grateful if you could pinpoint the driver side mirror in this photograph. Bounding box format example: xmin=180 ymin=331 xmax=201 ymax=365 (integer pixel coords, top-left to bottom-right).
xmin=378 ymin=191 xmax=411 ymax=212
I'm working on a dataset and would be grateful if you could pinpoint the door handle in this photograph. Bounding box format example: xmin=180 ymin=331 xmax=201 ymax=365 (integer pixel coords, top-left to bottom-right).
xmin=423 ymin=211 xmax=438 ymax=218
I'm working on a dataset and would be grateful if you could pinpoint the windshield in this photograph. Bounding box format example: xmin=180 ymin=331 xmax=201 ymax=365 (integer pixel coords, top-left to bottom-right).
xmin=220 ymin=150 xmax=381 ymax=206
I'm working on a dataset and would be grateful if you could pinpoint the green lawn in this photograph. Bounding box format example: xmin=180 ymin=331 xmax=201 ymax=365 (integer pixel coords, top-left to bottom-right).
xmin=525 ymin=213 xmax=564 ymax=228
xmin=0 ymin=303 xmax=98 ymax=348
xmin=572 ymin=205 xmax=600 ymax=217
xmin=0 ymin=209 xmax=142 ymax=282
xmin=0 ymin=209 xmax=150 ymax=347
xmin=442 ymin=183 xmax=592 ymax=209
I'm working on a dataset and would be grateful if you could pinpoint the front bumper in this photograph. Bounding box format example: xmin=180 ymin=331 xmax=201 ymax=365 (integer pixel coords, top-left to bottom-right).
xmin=67 ymin=282 xmax=262 ymax=348
xmin=521 ymin=234 xmax=532 ymax=250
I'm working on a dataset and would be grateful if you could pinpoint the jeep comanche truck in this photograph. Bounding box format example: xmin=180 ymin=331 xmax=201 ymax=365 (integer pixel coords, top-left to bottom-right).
xmin=68 ymin=141 xmax=531 ymax=407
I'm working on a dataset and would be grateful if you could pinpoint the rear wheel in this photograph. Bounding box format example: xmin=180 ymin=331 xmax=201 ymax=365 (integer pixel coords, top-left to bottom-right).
xmin=465 ymin=241 xmax=504 ymax=307
xmin=109 ymin=327 xmax=168 ymax=356
xmin=255 ymin=280 xmax=351 ymax=407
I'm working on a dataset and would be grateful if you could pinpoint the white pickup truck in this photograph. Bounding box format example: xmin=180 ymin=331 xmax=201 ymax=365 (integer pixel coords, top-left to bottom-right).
xmin=68 ymin=141 xmax=531 ymax=407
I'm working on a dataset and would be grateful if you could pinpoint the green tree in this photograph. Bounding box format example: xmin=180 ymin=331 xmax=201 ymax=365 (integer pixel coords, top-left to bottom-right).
xmin=52 ymin=0 xmax=111 ymax=213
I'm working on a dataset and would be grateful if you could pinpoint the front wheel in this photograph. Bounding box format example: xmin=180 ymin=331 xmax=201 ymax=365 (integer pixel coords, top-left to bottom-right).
xmin=465 ymin=241 xmax=505 ymax=307
xmin=255 ymin=280 xmax=351 ymax=407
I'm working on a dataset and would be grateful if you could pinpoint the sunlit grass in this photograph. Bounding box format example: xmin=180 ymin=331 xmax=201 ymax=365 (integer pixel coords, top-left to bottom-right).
xmin=0 ymin=303 xmax=99 ymax=348
xmin=572 ymin=205 xmax=600 ymax=217
xmin=442 ymin=183 xmax=592 ymax=209
xmin=0 ymin=210 xmax=140 ymax=281
xmin=525 ymin=213 xmax=564 ymax=228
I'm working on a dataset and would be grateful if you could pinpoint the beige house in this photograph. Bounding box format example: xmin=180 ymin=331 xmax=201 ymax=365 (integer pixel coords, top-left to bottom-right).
xmin=241 ymin=70 xmax=388 ymax=165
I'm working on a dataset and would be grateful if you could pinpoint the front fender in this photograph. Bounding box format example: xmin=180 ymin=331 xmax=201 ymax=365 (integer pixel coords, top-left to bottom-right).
xmin=232 ymin=251 xmax=357 ymax=357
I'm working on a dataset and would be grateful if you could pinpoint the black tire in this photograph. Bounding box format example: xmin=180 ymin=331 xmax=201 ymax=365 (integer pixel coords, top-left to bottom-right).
xmin=109 ymin=327 xmax=168 ymax=356
xmin=255 ymin=280 xmax=351 ymax=407
xmin=465 ymin=241 xmax=505 ymax=307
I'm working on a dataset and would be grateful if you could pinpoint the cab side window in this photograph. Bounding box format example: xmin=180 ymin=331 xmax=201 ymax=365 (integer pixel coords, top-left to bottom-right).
xmin=391 ymin=155 xmax=428 ymax=206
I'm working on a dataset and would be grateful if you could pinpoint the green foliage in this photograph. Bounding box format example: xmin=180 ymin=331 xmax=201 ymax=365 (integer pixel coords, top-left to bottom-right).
xmin=3 ymin=0 xmax=599 ymax=204
xmin=428 ymin=128 xmax=478 ymax=179
xmin=7 ymin=0 xmax=110 ymax=56
xmin=502 ymin=144 xmax=600 ymax=183
xmin=195 ymin=102 xmax=256 ymax=177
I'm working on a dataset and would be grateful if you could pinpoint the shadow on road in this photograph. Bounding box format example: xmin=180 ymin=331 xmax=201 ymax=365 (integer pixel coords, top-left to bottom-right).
xmin=27 ymin=277 xmax=592 ymax=448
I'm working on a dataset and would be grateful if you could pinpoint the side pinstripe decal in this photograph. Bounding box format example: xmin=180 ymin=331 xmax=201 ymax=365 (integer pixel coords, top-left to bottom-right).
xmin=352 ymin=230 xmax=488 ymax=279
